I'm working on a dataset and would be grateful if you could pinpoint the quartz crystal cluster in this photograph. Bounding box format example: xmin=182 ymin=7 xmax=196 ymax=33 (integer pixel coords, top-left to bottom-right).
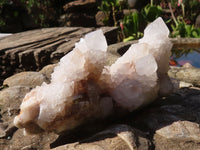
xmin=14 ymin=17 xmax=173 ymax=134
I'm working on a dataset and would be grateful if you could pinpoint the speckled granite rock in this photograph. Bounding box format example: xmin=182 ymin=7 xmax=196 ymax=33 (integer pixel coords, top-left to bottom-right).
xmin=0 ymin=86 xmax=31 ymax=138
xmin=3 ymin=72 xmax=49 ymax=88
xmin=154 ymin=121 xmax=200 ymax=150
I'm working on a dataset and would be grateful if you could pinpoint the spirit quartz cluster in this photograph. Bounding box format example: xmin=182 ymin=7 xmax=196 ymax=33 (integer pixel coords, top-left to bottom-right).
xmin=14 ymin=17 xmax=173 ymax=134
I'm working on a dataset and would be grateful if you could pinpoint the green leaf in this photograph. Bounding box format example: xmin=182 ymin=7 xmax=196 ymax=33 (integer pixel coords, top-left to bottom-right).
xmin=123 ymin=36 xmax=135 ymax=42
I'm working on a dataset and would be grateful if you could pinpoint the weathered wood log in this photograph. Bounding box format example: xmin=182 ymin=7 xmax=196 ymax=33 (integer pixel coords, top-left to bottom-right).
xmin=0 ymin=27 xmax=118 ymax=85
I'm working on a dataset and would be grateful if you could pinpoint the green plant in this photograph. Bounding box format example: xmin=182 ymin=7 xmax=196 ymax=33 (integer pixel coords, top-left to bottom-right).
xmin=184 ymin=0 xmax=200 ymax=22
xmin=171 ymin=17 xmax=200 ymax=37
xmin=0 ymin=0 xmax=9 ymax=27
xmin=123 ymin=12 xmax=139 ymax=36
xmin=141 ymin=3 xmax=162 ymax=23
xmin=20 ymin=0 xmax=55 ymax=27
xmin=122 ymin=2 xmax=162 ymax=41
xmin=168 ymin=1 xmax=200 ymax=38
xmin=122 ymin=12 xmax=143 ymax=41
xmin=98 ymin=0 xmax=127 ymax=26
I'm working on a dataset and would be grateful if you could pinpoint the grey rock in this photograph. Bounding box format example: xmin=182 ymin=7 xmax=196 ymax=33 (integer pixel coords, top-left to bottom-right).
xmin=128 ymin=0 xmax=137 ymax=8
xmin=39 ymin=64 xmax=57 ymax=81
xmin=1 ymin=32 xmax=200 ymax=149
xmin=195 ymin=14 xmax=200 ymax=28
xmin=3 ymin=129 xmax=58 ymax=150
xmin=0 ymin=86 xmax=31 ymax=138
xmin=0 ymin=122 xmax=17 ymax=139
xmin=182 ymin=62 xmax=192 ymax=68
xmin=106 ymin=52 xmax=120 ymax=66
xmin=60 ymin=13 xmax=96 ymax=27
xmin=170 ymin=38 xmax=200 ymax=49
xmin=154 ymin=121 xmax=200 ymax=150
xmin=53 ymin=124 xmax=152 ymax=150
xmin=63 ymin=0 xmax=97 ymax=12
xmin=179 ymin=81 xmax=193 ymax=88
xmin=0 ymin=86 xmax=31 ymax=116
xmin=3 ymin=72 xmax=49 ymax=88
xmin=126 ymin=87 xmax=200 ymax=134
xmin=95 ymin=11 xmax=107 ymax=26
xmin=107 ymin=40 xmax=138 ymax=56
xmin=106 ymin=38 xmax=200 ymax=56
xmin=168 ymin=66 xmax=200 ymax=87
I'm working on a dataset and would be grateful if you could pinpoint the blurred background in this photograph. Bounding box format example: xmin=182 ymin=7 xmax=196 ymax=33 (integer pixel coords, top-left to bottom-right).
xmin=0 ymin=0 xmax=199 ymax=39
xmin=0 ymin=0 xmax=200 ymax=68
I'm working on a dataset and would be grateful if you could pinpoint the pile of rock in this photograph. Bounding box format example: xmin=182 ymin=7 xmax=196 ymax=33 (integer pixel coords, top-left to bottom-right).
xmin=1 ymin=59 xmax=200 ymax=149
xmin=1 ymin=30 xmax=200 ymax=149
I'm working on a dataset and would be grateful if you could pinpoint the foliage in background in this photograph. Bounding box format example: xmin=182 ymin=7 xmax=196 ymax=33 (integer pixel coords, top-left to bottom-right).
xmin=98 ymin=0 xmax=127 ymax=26
xmin=141 ymin=3 xmax=162 ymax=23
xmin=122 ymin=12 xmax=143 ymax=41
xmin=169 ymin=0 xmax=200 ymax=23
xmin=0 ymin=0 xmax=65 ymax=32
xmin=98 ymin=0 xmax=164 ymax=41
xmin=1 ymin=0 xmax=200 ymax=39
xmin=123 ymin=2 xmax=163 ymax=41
xmin=168 ymin=0 xmax=200 ymax=38
xmin=171 ymin=17 xmax=200 ymax=38
xmin=0 ymin=0 xmax=8 ymax=26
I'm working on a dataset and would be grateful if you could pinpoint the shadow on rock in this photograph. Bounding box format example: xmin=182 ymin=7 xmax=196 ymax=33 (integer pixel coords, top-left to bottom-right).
xmin=125 ymin=87 xmax=200 ymax=136
xmin=50 ymin=87 xmax=200 ymax=150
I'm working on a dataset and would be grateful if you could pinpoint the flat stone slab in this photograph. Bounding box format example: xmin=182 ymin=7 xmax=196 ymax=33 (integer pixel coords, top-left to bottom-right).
xmin=154 ymin=121 xmax=200 ymax=150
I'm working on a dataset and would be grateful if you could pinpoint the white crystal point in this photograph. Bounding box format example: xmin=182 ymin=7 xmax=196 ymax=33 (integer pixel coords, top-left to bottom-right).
xmin=113 ymin=43 xmax=150 ymax=65
xmin=139 ymin=17 xmax=173 ymax=74
xmin=85 ymin=29 xmax=107 ymax=52
xmin=51 ymin=29 xmax=108 ymax=83
xmin=142 ymin=17 xmax=169 ymax=40
xmin=135 ymin=54 xmax=157 ymax=76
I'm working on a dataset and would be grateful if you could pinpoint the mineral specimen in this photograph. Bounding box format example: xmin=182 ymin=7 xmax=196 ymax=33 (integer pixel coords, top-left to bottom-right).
xmin=14 ymin=17 xmax=173 ymax=134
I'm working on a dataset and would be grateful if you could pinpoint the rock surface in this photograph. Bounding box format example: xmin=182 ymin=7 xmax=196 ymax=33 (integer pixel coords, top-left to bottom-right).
xmin=63 ymin=0 xmax=97 ymax=12
xmin=53 ymin=124 xmax=152 ymax=150
xmin=154 ymin=121 xmax=200 ymax=150
xmin=107 ymin=38 xmax=200 ymax=56
xmin=3 ymin=72 xmax=49 ymax=88
xmin=61 ymin=0 xmax=98 ymax=27
xmin=0 ymin=86 xmax=31 ymax=139
xmin=1 ymin=84 xmax=200 ymax=149
xmin=168 ymin=66 xmax=200 ymax=87
xmin=1 ymin=129 xmax=58 ymax=150
xmin=39 ymin=64 xmax=57 ymax=81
